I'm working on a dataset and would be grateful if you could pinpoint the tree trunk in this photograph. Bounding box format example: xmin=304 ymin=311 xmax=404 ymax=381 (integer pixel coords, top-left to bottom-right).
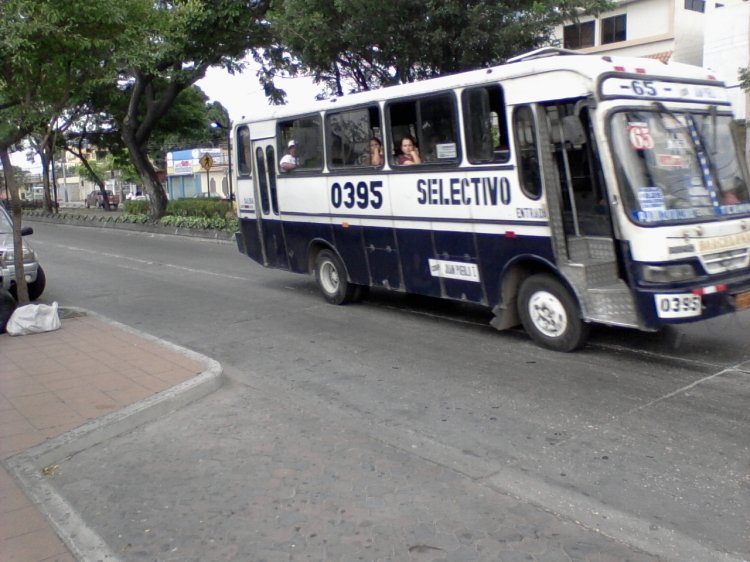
xmin=121 ymin=128 xmax=168 ymax=219
xmin=0 ymin=146 xmax=29 ymax=303
xmin=40 ymin=150 xmax=54 ymax=212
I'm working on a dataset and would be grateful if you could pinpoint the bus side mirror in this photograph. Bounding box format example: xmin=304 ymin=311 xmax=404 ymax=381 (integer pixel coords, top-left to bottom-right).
xmin=21 ymin=226 xmax=33 ymax=236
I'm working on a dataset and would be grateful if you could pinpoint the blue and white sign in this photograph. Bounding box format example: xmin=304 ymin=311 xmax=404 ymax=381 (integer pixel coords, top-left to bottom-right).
xmin=428 ymin=259 xmax=481 ymax=282
xmin=601 ymin=78 xmax=729 ymax=104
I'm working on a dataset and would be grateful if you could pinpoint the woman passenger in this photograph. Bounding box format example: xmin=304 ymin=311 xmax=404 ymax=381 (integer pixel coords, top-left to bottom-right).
xmin=369 ymin=137 xmax=384 ymax=167
xmin=396 ymin=135 xmax=421 ymax=165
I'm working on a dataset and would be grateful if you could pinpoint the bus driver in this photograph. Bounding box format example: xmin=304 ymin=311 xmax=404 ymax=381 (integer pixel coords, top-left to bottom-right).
xmin=280 ymin=140 xmax=300 ymax=171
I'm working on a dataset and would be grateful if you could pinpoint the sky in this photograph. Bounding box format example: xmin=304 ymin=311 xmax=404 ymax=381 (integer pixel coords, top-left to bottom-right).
xmin=196 ymin=59 xmax=320 ymax=123
xmin=9 ymin=59 xmax=319 ymax=172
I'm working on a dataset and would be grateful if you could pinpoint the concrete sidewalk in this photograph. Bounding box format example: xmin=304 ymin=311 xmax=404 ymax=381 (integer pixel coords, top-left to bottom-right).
xmin=0 ymin=309 xmax=222 ymax=562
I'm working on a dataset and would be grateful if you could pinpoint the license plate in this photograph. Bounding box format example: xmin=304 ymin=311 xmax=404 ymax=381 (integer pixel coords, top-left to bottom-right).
xmin=735 ymin=291 xmax=750 ymax=311
xmin=655 ymin=293 xmax=702 ymax=319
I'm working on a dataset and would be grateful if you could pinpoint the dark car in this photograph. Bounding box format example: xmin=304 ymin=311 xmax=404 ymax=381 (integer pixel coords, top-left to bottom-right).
xmin=0 ymin=205 xmax=46 ymax=300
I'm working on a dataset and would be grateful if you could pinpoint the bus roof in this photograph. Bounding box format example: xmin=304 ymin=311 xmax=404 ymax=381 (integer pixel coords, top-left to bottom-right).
xmin=238 ymin=50 xmax=724 ymax=125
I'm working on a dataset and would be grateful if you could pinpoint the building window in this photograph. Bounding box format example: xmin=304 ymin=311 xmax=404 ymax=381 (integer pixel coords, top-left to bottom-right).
xmin=601 ymin=14 xmax=626 ymax=44
xmin=563 ymin=21 xmax=595 ymax=49
xmin=685 ymin=0 xmax=705 ymax=12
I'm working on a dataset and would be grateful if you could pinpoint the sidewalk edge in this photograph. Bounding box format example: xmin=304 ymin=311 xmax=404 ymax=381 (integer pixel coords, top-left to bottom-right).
xmin=2 ymin=309 xmax=224 ymax=562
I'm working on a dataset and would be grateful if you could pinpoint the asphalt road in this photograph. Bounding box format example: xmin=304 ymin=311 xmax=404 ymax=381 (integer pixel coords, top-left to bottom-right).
xmin=24 ymin=221 xmax=750 ymax=561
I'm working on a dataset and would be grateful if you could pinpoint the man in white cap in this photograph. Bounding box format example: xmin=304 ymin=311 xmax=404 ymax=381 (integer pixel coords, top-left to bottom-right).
xmin=280 ymin=140 xmax=300 ymax=171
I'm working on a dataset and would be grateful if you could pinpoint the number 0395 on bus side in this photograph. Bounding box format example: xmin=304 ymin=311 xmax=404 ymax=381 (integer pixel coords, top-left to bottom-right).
xmin=655 ymin=294 xmax=702 ymax=318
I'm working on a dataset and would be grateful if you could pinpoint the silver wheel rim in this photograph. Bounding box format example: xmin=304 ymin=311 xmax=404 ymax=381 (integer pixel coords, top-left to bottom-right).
xmin=528 ymin=290 xmax=567 ymax=338
xmin=320 ymin=260 xmax=340 ymax=295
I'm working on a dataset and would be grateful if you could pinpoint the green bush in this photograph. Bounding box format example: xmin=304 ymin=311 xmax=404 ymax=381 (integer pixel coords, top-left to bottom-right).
xmin=119 ymin=213 xmax=150 ymax=224
xmin=167 ymin=198 xmax=231 ymax=218
xmin=123 ymin=200 xmax=149 ymax=214
xmin=160 ymin=214 xmax=238 ymax=231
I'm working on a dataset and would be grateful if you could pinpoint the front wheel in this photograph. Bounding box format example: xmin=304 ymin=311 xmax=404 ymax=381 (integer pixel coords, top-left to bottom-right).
xmin=27 ymin=266 xmax=46 ymax=301
xmin=517 ymin=274 xmax=589 ymax=352
xmin=314 ymin=249 xmax=356 ymax=305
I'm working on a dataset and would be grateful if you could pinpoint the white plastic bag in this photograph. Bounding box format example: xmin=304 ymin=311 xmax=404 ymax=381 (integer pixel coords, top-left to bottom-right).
xmin=6 ymin=301 xmax=61 ymax=336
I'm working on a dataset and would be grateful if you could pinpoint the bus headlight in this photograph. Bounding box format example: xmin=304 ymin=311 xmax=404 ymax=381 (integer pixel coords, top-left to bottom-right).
xmin=641 ymin=263 xmax=696 ymax=283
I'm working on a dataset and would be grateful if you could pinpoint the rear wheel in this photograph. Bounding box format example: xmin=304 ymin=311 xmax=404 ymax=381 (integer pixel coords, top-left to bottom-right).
xmin=517 ymin=274 xmax=589 ymax=352
xmin=314 ymin=249 xmax=355 ymax=305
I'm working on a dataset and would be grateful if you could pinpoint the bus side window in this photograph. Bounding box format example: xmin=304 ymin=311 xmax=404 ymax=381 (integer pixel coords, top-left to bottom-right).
xmin=462 ymin=85 xmax=510 ymax=164
xmin=388 ymin=93 xmax=459 ymax=166
xmin=236 ymin=126 xmax=252 ymax=176
xmin=278 ymin=115 xmax=324 ymax=172
xmin=255 ymin=147 xmax=271 ymax=214
xmin=513 ymin=106 xmax=542 ymax=200
xmin=266 ymin=145 xmax=279 ymax=214
xmin=326 ymin=106 xmax=381 ymax=168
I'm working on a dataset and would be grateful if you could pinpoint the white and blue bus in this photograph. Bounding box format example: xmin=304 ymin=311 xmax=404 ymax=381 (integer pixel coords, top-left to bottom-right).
xmin=232 ymin=48 xmax=750 ymax=351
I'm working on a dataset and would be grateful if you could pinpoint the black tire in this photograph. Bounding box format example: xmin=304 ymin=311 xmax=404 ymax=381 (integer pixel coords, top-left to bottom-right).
xmin=351 ymin=284 xmax=370 ymax=303
xmin=314 ymin=249 xmax=355 ymax=305
xmin=85 ymin=202 xmax=90 ymax=208
xmin=27 ymin=265 xmax=46 ymax=301
xmin=517 ymin=274 xmax=589 ymax=352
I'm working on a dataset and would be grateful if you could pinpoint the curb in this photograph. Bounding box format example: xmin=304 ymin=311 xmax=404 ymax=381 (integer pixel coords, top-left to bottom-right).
xmin=2 ymin=309 xmax=224 ymax=562
xmin=22 ymin=213 xmax=235 ymax=242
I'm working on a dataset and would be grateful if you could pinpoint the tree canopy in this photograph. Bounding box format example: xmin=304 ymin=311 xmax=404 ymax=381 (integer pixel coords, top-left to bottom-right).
xmin=116 ymin=0 xmax=271 ymax=218
xmin=0 ymin=0 xmax=140 ymax=301
xmin=263 ymin=0 xmax=613 ymax=97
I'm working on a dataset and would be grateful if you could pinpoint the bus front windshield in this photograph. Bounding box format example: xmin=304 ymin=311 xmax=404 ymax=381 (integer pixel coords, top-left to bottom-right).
xmin=610 ymin=109 xmax=750 ymax=225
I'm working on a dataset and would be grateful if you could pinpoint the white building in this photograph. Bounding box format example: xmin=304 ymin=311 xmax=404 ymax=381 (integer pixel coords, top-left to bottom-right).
xmin=703 ymin=1 xmax=750 ymax=120
xmin=553 ymin=0 xmax=749 ymax=118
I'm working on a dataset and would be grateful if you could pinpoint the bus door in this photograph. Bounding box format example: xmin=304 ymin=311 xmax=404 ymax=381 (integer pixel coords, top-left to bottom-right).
xmin=251 ymin=138 xmax=290 ymax=270
xmin=531 ymin=102 xmax=639 ymax=327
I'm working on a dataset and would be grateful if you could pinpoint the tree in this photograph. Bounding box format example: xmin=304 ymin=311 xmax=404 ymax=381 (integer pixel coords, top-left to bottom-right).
xmin=740 ymin=67 xmax=750 ymax=93
xmin=0 ymin=0 xmax=139 ymax=302
xmin=116 ymin=0 xmax=271 ymax=219
xmin=0 ymin=164 xmax=26 ymax=203
xmin=67 ymin=84 xmax=230 ymax=201
xmin=263 ymin=0 xmax=613 ymax=96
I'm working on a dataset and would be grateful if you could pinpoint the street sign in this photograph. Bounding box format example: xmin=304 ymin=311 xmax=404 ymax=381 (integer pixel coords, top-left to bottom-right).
xmin=199 ymin=154 xmax=214 ymax=171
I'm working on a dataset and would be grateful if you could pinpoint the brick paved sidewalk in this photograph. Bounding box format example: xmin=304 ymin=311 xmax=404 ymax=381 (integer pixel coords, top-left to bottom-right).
xmin=0 ymin=311 xmax=208 ymax=562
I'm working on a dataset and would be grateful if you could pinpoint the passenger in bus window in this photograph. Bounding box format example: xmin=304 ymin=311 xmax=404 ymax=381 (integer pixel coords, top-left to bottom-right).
xmin=396 ymin=135 xmax=421 ymax=165
xmin=369 ymin=137 xmax=384 ymax=167
xmin=279 ymin=140 xmax=299 ymax=171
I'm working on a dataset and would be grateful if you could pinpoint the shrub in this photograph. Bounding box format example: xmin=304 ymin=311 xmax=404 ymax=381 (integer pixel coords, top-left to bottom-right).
xmin=159 ymin=214 xmax=239 ymax=231
xmin=167 ymin=198 xmax=231 ymax=219
xmin=120 ymin=213 xmax=150 ymax=224
xmin=124 ymin=200 xmax=149 ymax=215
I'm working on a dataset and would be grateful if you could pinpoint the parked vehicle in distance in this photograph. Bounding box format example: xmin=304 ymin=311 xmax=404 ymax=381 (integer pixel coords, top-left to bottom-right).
xmin=86 ymin=189 xmax=120 ymax=209
xmin=0 ymin=205 xmax=46 ymax=300
xmin=194 ymin=191 xmax=229 ymax=200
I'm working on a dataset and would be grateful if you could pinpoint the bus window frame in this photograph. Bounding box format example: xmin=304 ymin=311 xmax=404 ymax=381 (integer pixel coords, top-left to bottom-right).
xmin=277 ymin=113 xmax=325 ymax=174
xmin=385 ymin=91 xmax=462 ymax=170
xmin=512 ymin=105 xmax=543 ymax=201
xmin=325 ymin=104 xmax=383 ymax=170
xmin=460 ymin=84 xmax=511 ymax=165
xmin=236 ymin=125 xmax=252 ymax=177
